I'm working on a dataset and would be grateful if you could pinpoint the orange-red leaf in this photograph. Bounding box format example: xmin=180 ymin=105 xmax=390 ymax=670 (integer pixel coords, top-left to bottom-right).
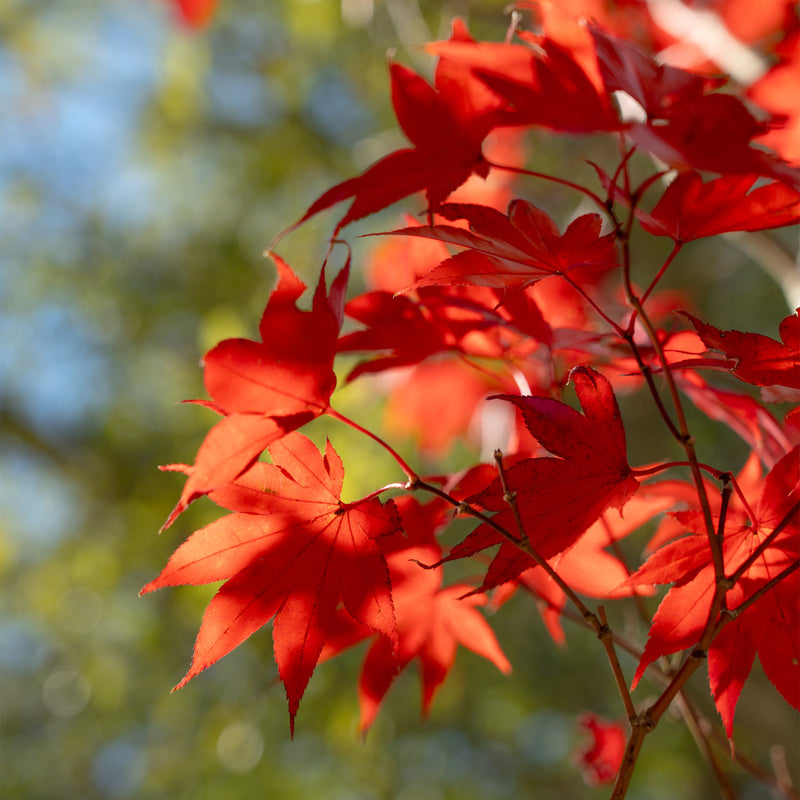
xmin=286 ymin=21 xmax=513 ymax=235
xmin=389 ymin=201 xmax=618 ymax=293
xmin=682 ymin=310 xmax=800 ymax=389
xmin=163 ymin=255 xmax=344 ymax=528
xmin=574 ymin=712 xmax=627 ymax=786
xmin=447 ymin=367 xmax=639 ymax=589
xmin=623 ymin=448 xmax=800 ymax=735
xmin=637 ymin=172 xmax=800 ymax=241
xmin=355 ymin=498 xmax=511 ymax=731
xmin=143 ymin=433 xmax=400 ymax=734
xmin=169 ymin=0 xmax=217 ymax=27
xmin=429 ymin=33 xmax=621 ymax=133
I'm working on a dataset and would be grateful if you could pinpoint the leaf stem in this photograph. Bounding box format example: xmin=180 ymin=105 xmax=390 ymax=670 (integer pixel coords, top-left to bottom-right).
xmin=714 ymin=476 xmax=733 ymax=586
xmin=729 ymin=474 xmax=758 ymax=525
xmin=625 ymin=354 xmax=684 ymax=442
xmin=326 ymin=407 xmax=419 ymax=482
xmin=485 ymin=159 xmax=611 ymax=216
xmin=339 ymin=482 xmax=410 ymax=510
xmin=637 ymin=242 xmax=683 ymax=309
xmin=493 ymin=449 xmax=526 ymax=541
xmin=630 ymin=460 xmax=723 ymax=479
xmin=598 ymin=605 xmax=637 ymax=722
xmin=410 ymin=478 xmax=522 ymax=546
xmin=560 ymin=272 xmax=627 ymax=336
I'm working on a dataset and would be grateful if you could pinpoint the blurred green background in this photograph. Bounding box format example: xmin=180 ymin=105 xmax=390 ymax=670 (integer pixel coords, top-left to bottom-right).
xmin=1 ymin=1 xmax=796 ymax=798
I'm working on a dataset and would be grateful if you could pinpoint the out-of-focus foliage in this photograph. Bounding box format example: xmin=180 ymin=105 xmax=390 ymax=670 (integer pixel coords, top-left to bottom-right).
xmin=0 ymin=1 xmax=796 ymax=798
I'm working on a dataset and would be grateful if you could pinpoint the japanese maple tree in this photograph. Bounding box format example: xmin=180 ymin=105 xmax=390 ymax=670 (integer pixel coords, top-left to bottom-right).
xmin=151 ymin=1 xmax=800 ymax=796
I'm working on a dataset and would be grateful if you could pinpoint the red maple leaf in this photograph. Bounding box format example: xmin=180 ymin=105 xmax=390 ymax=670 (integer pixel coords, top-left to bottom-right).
xmin=443 ymin=367 xmax=639 ymax=590
xmin=682 ymin=309 xmax=800 ymax=389
xmin=286 ymin=20 xmax=514 ymax=236
xmin=321 ymin=497 xmax=511 ymax=731
xmin=676 ymin=370 xmax=794 ymax=469
xmin=163 ymin=255 xmax=346 ymax=528
xmin=386 ymin=201 xmax=618 ymax=293
xmin=748 ymin=29 xmax=800 ymax=165
xmin=427 ymin=30 xmax=621 ymax=133
xmin=142 ymin=433 xmax=401 ymax=733
xmin=504 ymin=483 xmax=684 ymax=644
xmin=338 ymin=288 xmax=500 ymax=380
xmin=637 ymin=172 xmax=800 ymax=241
xmin=574 ymin=712 xmax=627 ymax=786
xmin=338 ymin=275 xmax=555 ymax=383
xmin=169 ymin=0 xmax=217 ymax=26
xmin=621 ymin=448 xmax=800 ymax=736
xmin=588 ymin=25 xmax=800 ymax=187
xmin=360 ymin=504 xmax=511 ymax=731
xmin=632 ymin=92 xmax=800 ymax=187
xmin=589 ymin=23 xmax=723 ymax=119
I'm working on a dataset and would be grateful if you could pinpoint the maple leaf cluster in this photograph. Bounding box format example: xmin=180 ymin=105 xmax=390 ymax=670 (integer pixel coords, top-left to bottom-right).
xmin=149 ymin=1 xmax=800 ymax=792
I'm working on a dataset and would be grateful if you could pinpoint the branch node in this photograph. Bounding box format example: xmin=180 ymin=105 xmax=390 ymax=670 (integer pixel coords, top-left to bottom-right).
xmin=690 ymin=648 xmax=707 ymax=662
xmin=633 ymin=712 xmax=656 ymax=731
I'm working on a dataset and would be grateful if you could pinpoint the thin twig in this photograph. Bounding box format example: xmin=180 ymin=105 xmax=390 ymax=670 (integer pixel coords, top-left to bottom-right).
xmin=493 ymin=449 xmax=526 ymax=540
xmin=673 ymin=693 xmax=737 ymax=800
xmin=492 ymin=451 xmax=637 ymax=719
xmin=598 ymin=605 xmax=637 ymax=722
xmin=412 ymin=476 xmax=603 ymax=625
xmin=715 ymin=476 xmax=733 ymax=587
xmin=624 ymin=342 xmax=683 ymax=442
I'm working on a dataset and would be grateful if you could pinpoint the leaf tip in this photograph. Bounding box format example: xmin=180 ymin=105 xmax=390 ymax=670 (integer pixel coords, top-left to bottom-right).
xmin=159 ymin=503 xmax=184 ymax=534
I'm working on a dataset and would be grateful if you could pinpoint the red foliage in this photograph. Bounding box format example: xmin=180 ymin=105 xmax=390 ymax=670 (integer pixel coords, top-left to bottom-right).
xmin=574 ymin=712 xmax=627 ymax=785
xmin=326 ymin=497 xmax=512 ymax=732
xmin=623 ymin=448 xmax=799 ymax=736
xmin=143 ymin=433 xmax=400 ymax=733
xmin=161 ymin=254 xmax=346 ymax=529
xmin=445 ymin=367 xmax=639 ymax=591
xmin=386 ymin=201 xmax=618 ymax=292
xmin=150 ymin=3 xmax=800 ymax=790
xmin=683 ymin=309 xmax=800 ymax=389
xmin=168 ymin=0 xmax=217 ymax=27
xmin=637 ymin=172 xmax=800 ymax=241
